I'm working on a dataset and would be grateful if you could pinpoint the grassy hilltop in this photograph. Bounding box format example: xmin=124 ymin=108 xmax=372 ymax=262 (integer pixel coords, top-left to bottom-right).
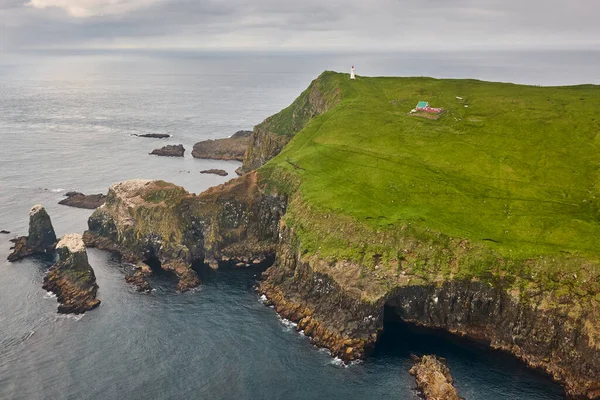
xmin=259 ymin=71 xmax=600 ymax=295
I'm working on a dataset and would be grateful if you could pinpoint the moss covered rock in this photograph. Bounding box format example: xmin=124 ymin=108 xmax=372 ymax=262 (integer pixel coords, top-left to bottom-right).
xmin=42 ymin=234 xmax=100 ymax=314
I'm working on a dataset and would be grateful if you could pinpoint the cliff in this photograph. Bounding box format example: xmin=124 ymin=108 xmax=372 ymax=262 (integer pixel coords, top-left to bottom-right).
xmin=83 ymin=174 xmax=286 ymax=291
xmin=8 ymin=204 xmax=57 ymax=261
xmin=86 ymin=72 xmax=600 ymax=398
xmin=239 ymin=72 xmax=342 ymax=173
xmin=42 ymin=234 xmax=100 ymax=314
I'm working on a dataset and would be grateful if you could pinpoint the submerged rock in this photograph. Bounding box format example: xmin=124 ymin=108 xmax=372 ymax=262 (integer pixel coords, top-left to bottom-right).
xmin=191 ymin=130 xmax=251 ymax=161
xmin=409 ymin=355 xmax=462 ymax=400
xmin=150 ymin=144 xmax=185 ymax=157
xmin=0 ymin=230 xmax=10 ymax=234
xmin=7 ymin=204 xmax=57 ymax=261
xmin=132 ymin=133 xmax=171 ymax=139
xmin=200 ymin=169 xmax=228 ymax=176
xmin=59 ymin=192 xmax=107 ymax=209
xmin=42 ymin=234 xmax=100 ymax=314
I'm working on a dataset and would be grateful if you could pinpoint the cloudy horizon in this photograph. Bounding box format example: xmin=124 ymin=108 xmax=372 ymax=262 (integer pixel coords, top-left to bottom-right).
xmin=1 ymin=0 xmax=599 ymax=53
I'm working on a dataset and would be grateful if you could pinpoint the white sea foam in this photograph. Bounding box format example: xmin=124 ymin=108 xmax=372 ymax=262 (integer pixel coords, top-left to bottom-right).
xmin=57 ymin=313 xmax=84 ymax=321
xmin=258 ymin=294 xmax=268 ymax=303
xmin=44 ymin=291 xmax=57 ymax=299
xmin=278 ymin=316 xmax=298 ymax=331
xmin=47 ymin=188 xmax=65 ymax=193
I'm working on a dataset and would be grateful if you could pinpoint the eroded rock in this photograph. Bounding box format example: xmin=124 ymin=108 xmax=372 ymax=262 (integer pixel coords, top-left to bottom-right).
xmin=42 ymin=234 xmax=100 ymax=314
xmin=59 ymin=192 xmax=107 ymax=209
xmin=132 ymin=133 xmax=171 ymax=139
xmin=191 ymin=130 xmax=251 ymax=161
xmin=150 ymin=144 xmax=185 ymax=157
xmin=200 ymin=169 xmax=228 ymax=176
xmin=7 ymin=204 xmax=57 ymax=261
xmin=409 ymin=355 xmax=462 ymax=400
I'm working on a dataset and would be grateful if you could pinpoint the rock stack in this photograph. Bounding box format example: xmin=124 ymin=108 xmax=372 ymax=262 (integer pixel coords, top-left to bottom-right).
xmin=409 ymin=355 xmax=462 ymax=400
xmin=42 ymin=234 xmax=100 ymax=314
xmin=7 ymin=204 xmax=57 ymax=261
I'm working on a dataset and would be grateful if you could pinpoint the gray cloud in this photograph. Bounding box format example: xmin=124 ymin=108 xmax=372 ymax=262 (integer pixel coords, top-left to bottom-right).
xmin=1 ymin=0 xmax=599 ymax=52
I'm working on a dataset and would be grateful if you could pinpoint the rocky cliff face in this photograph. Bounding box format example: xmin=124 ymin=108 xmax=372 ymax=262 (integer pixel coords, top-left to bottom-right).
xmin=84 ymin=173 xmax=286 ymax=291
xmin=8 ymin=204 xmax=57 ymax=261
xmin=386 ymin=281 xmax=600 ymax=399
xmin=240 ymin=72 xmax=342 ymax=174
xmin=260 ymin=230 xmax=600 ymax=398
xmin=42 ymin=234 xmax=100 ymax=314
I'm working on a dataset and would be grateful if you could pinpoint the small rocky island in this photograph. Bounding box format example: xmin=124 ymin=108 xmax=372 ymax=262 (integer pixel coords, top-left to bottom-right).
xmin=150 ymin=144 xmax=185 ymax=157
xmin=7 ymin=204 xmax=57 ymax=261
xmin=200 ymin=169 xmax=228 ymax=176
xmin=191 ymin=130 xmax=251 ymax=161
xmin=409 ymin=355 xmax=462 ymax=400
xmin=42 ymin=234 xmax=100 ymax=314
xmin=59 ymin=192 xmax=107 ymax=209
xmin=132 ymin=133 xmax=171 ymax=139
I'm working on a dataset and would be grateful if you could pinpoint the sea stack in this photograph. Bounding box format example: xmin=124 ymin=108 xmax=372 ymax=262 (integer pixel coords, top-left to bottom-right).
xmin=7 ymin=204 xmax=57 ymax=261
xmin=409 ymin=355 xmax=462 ymax=400
xmin=42 ymin=234 xmax=100 ymax=314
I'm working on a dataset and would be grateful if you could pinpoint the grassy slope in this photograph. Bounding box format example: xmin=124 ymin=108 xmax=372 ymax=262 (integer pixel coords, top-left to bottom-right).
xmin=260 ymin=71 xmax=600 ymax=296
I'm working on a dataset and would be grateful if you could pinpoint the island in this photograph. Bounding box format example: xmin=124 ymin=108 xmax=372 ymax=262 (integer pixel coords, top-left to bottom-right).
xmin=59 ymin=192 xmax=107 ymax=209
xmin=83 ymin=72 xmax=600 ymax=399
xmin=150 ymin=144 xmax=185 ymax=157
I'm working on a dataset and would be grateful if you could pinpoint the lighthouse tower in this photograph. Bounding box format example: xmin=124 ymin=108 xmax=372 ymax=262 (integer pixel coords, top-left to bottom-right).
xmin=350 ymin=65 xmax=355 ymax=80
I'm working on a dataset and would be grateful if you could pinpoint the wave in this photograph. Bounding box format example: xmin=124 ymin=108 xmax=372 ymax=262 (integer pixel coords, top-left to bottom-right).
xmin=57 ymin=313 xmax=85 ymax=321
xmin=43 ymin=291 xmax=57 ymax=299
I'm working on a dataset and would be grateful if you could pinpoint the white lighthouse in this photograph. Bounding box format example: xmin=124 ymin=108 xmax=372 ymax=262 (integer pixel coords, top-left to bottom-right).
xmin=350 ymin=65 xmax=355 ymax=80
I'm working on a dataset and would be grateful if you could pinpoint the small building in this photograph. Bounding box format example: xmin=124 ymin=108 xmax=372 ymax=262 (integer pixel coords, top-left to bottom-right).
xmin=415 ymin=101 xmax=443 ymax=113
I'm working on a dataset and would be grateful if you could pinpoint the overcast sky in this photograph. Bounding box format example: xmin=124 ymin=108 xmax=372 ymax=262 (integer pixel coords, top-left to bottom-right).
xmin=1 ymin=0 xmax=599 ymax=52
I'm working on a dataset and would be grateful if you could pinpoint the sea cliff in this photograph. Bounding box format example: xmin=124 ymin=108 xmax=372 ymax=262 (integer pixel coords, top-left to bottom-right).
xmin=86 ymin=72 xmax=600 ymax=398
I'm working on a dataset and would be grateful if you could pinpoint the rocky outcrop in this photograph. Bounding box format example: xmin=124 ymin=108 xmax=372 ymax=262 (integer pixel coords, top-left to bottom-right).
xmin=59 ymin=192 xmax=107 ymax=209
xmin=409 ymin=355 xmax=462 ymax=400
xmin=239 ymin=73 xmax=341 ymax=174
xmin=7 ymin=205 xmax=57 ymax=261
xmin=42 ymin=234 xmax=100 ymax=314
xmin=150 ymin=144 xmax=185 ymax=157
xmin=132 ymin=133 xmax=171 ymax=139
xmin=0 ymin=230 xmax=10 ymax=234
xmin=124 ymin=262 xmax=152 ymax=292
xmin=191 ymin=130 xmax=251 ymax=161
xmin=200 ymin=169 xmax=228 ymax=176
xmin=83 ymin=173 xmax=286 ymax=291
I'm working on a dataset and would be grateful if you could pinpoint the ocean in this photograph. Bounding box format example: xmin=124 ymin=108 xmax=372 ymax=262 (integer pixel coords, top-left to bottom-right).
xmin=2 ymin=50 xmax=597 ymax=399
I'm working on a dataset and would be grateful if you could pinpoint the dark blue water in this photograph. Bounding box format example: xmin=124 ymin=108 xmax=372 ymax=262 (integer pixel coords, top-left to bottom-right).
xmin=2 ymin=51 xmax=593 ymax=399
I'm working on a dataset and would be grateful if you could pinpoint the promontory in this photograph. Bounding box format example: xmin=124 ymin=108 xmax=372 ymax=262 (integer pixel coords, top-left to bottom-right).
xmin=84 ymin=72 xmax=600 ymax=399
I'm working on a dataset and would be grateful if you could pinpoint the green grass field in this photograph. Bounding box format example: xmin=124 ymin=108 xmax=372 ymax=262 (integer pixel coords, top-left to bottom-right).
xmin=261 ymin=72 xmax=600 ymax=272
